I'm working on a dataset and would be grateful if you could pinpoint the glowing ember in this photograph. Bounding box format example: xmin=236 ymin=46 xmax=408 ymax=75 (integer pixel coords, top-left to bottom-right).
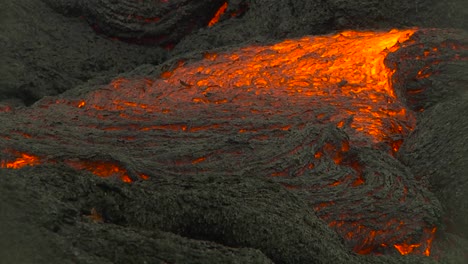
xmin=208 ymin=2 xmax=228 ymax=27
xmin=394 ymin=227 xmax=437 ymax=256
xmin=65 ymin=160 xmax=133 ymax=183
xmin=0 ymin=151 xmax=148 ymax=183
xmin=77 ymin=101 xmax=86 ymax=108
xmin=0 ymin=104 xmax=12 ymax=113
xmin=1 ymin=151 xmax=40 ymax=169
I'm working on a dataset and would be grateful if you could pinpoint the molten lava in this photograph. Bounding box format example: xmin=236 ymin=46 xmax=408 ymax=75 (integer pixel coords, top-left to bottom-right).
xmin=208 ymin=2 xmax=228 ymax=27
xmin=86 ymin=29 xmax=416 ymax=148
xmin=1 ymin=28 xmax=443 ymax=257
xmin=1 ymin=151 xmax=40 ymax=169
xmin=65 ymin=160 xmax=133 ymax=183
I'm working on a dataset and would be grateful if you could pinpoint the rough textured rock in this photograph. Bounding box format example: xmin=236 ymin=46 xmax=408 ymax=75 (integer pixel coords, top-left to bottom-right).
xmin=1 ymin=0 xmax=467 ymax=263
xmin=388 ymin=29 xmax=468 ymax=111
xmin=392 ymin=29 xmax=468 ymax=241
xmin=173 ymin=0 xmax=468 ymax=54
xmin=43 ymin=0 xmax=248 ymax=47
xmin=0 ymin=0 xmax=167 ymax=105
xmin=399 ymin=93 xmax=468 ymax=239
xmin=0 ymin=164 xmax=446 ymax=264
xmin=82 ymin=0 xmax=228 ymax=47
xmin=0 ymin=174 xmax=68 ymax=264
xmin=0 ymin=166 xmax=274 ymax=264
xmin=326 ymin=0 xmax=467 ymax=30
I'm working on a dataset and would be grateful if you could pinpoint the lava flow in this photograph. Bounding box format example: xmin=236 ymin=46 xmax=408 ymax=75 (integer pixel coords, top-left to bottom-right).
xmin=85 ymin=29 xmax=417 ymax=149
xmin=1 ymin=29 xmax=442 ymax=256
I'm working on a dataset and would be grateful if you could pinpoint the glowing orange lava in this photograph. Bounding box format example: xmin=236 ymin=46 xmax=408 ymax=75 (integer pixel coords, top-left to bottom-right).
xmin=0 ymin=151 xmax=149 ymax=183
xmin=65 ymin=160 xmax=133 ymax=183
xmin=1 ymin=152 xmax=40 ymax=169
xmin=83 ymin=29 xmax=416 ymax=149
xmin=394 ymin=227 xmax=437 ymax=256
xmin=208 ymin=2 xmax=228 ymax=27
xmin=77 ymin=101 xmax=86 ymax=108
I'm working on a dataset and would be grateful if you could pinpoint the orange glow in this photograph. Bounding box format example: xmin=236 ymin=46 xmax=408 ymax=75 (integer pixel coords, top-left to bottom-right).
xmin=1 ymin=152 xmax=40 ymax=169
xmin=65 ymin=160 xmax=132 ymax=183
xmin=82 ymin=29 xmax=417 ymax=146
xmin=394 ymin=243 xmax=421 ymax=255
xmin=393 ymin=227 xmax=437 ymax=256
xmin=160 ymin=60 xmax=185 ymax=79
xmin=352 ymin=175 xmax=365 ymax=186
xmin=0 ymin=151 xmax=137 ymax=183
xmin=192 ymin=157 xmax=207 ymax=164
xmin=11 ymin=131 xmax=32 ymax=138
xmin=314 ymin=201 xmax=335 ymax=211
xmin=208 ymin=2 xmax=228 ymax=27
xmin=271 ymin=171 xmax=288 ymax=177
xmin=87 ymin=208 xmax=104 ymax=223
xmin=78 ymin=101 xmax=86 ymax=108
xmin=110 ymin=77 xmax=130 ymax=89
xmin=121 ymin=174 xmax=132 ymax=183
xmin=140 ymin=174 xmax=150 ymax=180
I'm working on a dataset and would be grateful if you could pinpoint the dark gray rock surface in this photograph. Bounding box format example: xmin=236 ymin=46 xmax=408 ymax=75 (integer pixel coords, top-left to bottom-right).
xmin=174 ymin=0 xmax=468 ymax=54
xmin=0 ymin=164 xmax=443 ymax=264
xmin=1 ymin=0 xmax=167 ymax=105
xmin=399 ymin=93 xmax=468 ymax=239
xmin=0 ymin=166 xmax=274 ymax=264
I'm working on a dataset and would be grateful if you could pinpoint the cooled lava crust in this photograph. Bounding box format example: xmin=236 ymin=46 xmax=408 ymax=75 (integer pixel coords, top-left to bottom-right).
xmin=42 ymin=0 xmax=248 ymax=48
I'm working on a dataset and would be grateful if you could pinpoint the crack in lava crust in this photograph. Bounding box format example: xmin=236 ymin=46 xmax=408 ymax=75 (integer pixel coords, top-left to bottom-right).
xmin=1 ymin=29 xmax=441 ymax=256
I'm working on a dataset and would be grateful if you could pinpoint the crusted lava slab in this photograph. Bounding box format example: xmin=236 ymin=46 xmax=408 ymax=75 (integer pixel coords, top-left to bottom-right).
xmin=1 ymin=28 xmax=467 ymax=263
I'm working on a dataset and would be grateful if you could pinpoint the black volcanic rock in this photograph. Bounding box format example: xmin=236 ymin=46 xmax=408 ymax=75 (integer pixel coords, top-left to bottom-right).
xmin=0 ymin=166 xmax=274 ymax=264
xmin=43 ymin=0 xmax=247 ymax=47
xmin=173 ymin=0 xmax=468 ymax=54
xmin=81 ymin=0 xmax=227 ymax=47
xmin=388 ymin=29 xmax=468 ymax=111
xmin=0 ymin=164 xmax=443 ymax=264
xmin=1 ymin=0 xmax=167 ymax=105
xmin=391 ymin=29 xmax=468 ymax=241
xmin=399 ymin=93 xmax=468 ymax=239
